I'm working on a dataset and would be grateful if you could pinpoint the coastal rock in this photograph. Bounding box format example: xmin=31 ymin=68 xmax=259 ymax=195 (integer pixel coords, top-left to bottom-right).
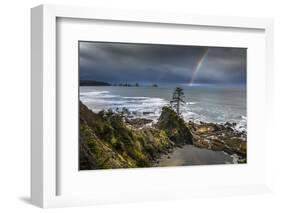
xmin=80 ymin=100 xmax=247 ymax=169
xmin=189 ymin=120 xmax=247 ymax=162
xmin=79 ymin=138 xmax=97 ymax=170
xmin=125 ymin=117 xmax=153 ymax=128
xmin=210 ymin=139 xmax=225 ymax=151
xmin=193 ymin=139 xmax=209 ymax=149
xmin=190 ymin=122 xmax=223 ymax=134
xmin=79 ymin=101 xmax=173 ymax=169
xmin=156 ymin=106 xmax=193 ymax=145
xmin=224 ymin=137 xmax=247 ymax=157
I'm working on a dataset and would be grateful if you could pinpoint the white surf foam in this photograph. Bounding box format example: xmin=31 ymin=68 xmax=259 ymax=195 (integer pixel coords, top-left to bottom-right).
xmin=80 ymin=89 xmax=247 ymax=133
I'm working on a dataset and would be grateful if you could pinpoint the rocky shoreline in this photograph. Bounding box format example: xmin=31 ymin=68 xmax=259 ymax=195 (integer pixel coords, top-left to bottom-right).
xmin=189 ymin=121 xmax=246 ymax=163
xmin=79 ymin=101 xmax=247 ymax=170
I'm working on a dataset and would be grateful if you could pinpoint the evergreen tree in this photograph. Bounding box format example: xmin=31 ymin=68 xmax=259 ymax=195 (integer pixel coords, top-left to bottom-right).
xmin=170 ymin=87 xmax=185 ymax=115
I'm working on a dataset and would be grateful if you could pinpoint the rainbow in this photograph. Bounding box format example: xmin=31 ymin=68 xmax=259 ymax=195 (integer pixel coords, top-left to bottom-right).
xmin=189 ymin=48 xmax=209 ymax=86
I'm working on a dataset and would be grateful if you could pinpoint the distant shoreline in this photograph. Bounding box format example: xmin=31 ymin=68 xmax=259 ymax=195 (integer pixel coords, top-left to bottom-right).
xmin=79 ymin=81 xmax=246 ymax=89
xmin=80 ymin=80 xmax=159 ymax=88
xmin=80 ymin=80 xmax=111 ymax=86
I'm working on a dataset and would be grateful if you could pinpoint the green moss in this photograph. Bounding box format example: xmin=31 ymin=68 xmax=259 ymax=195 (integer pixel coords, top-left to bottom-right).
xmin=110 ymin=136 xmax=118 ymax=145
xmin=157 ymin=106 xmax=193 ymax=145
xmin=79 ymin=102 xmax=193 ymax=170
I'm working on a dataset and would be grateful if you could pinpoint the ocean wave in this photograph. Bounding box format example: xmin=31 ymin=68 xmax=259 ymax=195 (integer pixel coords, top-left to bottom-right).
xmin=80 ymin=91 xmax=120 ymax=99
xmin=80 ymin=89 xmax=246 ymax=133
xmin=186 ymin=102 xmax=197 ymax=105
xmin=80 ymin=91 xmax=110 ymax=96
xmin=123 ymin=96 xmax=149 ymax=100
xmin=234 ymin=116 xmax=247 ymax=132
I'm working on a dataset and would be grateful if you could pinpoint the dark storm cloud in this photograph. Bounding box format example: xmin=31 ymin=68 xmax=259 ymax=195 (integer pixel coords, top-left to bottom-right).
xmin=79 ymin=41 xmax=246 ymax=86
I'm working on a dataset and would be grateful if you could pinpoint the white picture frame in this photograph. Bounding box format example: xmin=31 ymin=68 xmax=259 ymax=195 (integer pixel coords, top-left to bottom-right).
xmin=31 ymin=4 xmax=274 ymax=208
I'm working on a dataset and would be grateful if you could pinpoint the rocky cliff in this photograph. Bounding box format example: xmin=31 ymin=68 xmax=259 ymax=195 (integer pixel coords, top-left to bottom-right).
xmin=157 ymin=106 xmax=193 ymax=146
xmin=79 ymin=102 xmax=246 ymax=170
xmin=79 ymin=102 xmax=193 ymax=170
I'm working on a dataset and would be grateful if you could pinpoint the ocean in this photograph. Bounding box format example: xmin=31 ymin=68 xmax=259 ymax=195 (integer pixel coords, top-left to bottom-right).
xmin=80 ymin=85 xmax=247 ymax=132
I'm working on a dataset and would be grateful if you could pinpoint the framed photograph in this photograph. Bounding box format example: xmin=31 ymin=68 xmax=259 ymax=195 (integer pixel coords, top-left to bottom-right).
xmin=31 ymin=4 xmax=274 ymax=208
xmin=78 ymin=41 xmax=248 ymax=169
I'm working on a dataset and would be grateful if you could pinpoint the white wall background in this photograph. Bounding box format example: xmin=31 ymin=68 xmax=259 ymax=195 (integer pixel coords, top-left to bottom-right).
xmin=0 ymin=0 xmax=280 ymax=212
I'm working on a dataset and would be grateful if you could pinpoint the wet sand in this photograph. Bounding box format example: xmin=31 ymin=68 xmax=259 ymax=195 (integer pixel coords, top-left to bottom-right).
xmin=156 ymin=145 xmax=234 ymax=167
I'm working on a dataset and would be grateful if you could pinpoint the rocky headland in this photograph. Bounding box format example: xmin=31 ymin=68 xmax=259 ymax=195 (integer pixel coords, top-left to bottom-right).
xmin=79 ymin=101 xmax=247 ymax=170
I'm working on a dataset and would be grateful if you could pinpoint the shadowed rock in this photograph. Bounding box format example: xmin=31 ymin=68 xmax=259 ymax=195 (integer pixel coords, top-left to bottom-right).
xmin=157 ymin=106 xmax=193 ymax=146
xmin=79 ymin=101 xmax=173 ymax=170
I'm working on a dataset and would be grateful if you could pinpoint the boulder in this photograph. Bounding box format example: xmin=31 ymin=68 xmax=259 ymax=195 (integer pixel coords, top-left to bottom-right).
xmin=125 ymin=117 xmax=153 ymax=128
xmin=193 ymin=139 xmax=209 ymax=149
xmin=156 ymin=106 xmax=193 ymax=145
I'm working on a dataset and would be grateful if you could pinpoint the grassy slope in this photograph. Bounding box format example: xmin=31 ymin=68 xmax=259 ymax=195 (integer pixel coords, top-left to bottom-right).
xmin=79 ymin=102 xmax=193 ymax=170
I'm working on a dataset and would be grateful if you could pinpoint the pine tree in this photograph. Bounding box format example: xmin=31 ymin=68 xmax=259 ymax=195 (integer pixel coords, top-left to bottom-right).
xmin=170 ymin=87 xmax=185 ymax=115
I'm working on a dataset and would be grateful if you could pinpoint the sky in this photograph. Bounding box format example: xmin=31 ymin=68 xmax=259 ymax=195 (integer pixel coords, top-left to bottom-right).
xmin=79 ymin=41 xmax=246 ymax=86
